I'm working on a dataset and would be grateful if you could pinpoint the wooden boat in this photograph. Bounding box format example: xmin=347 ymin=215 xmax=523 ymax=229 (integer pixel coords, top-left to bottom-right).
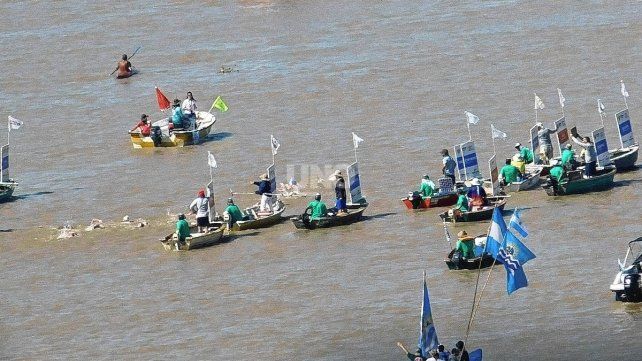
xmin=504 ymin=169 xmax=542 ymax=192
xmin=438 ymin=197 xmax=507 ymax=223
xmin=401 ymin=192 xmax=458 ymax=209
xmin=231 ymin=201 xmax=286 ymax=231
xmin=129 ymin=111 xmax=216 ymax=148
xmin=542 ymin=165 xmax=616 ymax=196
xmin=116 ymin=67 xmax=139 ymax=79
xmin=0 ymin=182 xmax=16 ymax=203
xmin=610 ymin=145 xmax=639 ymax=171
xmin=291 ymin=205 xmax=367 ymax=230
xmin=160 ymin=224 xmax=226 ymax=251
xmin=445 ymin=248 xmax=495 ymax=270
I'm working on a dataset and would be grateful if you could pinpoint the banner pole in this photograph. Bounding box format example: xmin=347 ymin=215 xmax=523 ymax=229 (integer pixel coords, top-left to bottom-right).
xmin=467 ymin=121 xmax=472 ymax=141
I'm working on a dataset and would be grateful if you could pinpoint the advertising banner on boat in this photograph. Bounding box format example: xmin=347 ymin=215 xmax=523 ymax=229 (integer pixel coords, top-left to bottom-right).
xmin=615 ymin=109 xmax=635 ymax=148
xmin=529 ymin=125 xmax=540 ymax=164
xmin=461 ymin=140 xmax=482 ymax=179
xmin=1 ymin=144 xmax=8 ymax=182
xmin=206 ymin=180 xmax=216 ymax=223
xmin=488 ymin=154 xmax=499 ymax=196
xmin=555 ymin=116 xmax=570 ymax=154
xmin=453 ymin=144 xmax=466 ymax=181
xmin=347 ymin=162 xmax=365 ymax=204
xmin=592 ymin=126 xmax=612 ymax=167
xmin=267 ymin=163 xmax=276 ymax=193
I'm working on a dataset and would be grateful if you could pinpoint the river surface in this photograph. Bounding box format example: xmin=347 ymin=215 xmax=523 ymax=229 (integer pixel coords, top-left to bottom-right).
xmin=1 ymin=1 xmax=641 ymax=360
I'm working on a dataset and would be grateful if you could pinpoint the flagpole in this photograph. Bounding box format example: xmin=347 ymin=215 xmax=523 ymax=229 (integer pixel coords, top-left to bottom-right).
xmin=467 ymin=121 xmax=472 ymax=142
xmin=354 ymin=147 xmax=358 ymax=164
xmin=491 ymin=126 xmax=497 ymax=155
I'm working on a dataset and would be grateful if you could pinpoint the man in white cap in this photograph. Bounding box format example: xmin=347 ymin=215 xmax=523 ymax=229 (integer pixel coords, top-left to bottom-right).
xmin=514 ymin=142 xmax=534 ymax=164
xmin=329 ymin=170 xmax=347 ymax=214
xmin=536 ymin=122 xmax=559 ymax=164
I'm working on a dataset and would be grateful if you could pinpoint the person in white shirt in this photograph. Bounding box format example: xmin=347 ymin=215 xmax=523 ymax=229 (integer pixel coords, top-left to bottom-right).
xmin=189 ymin=189 xmax=210 ymax=233
xmin=181 ymin=91 xmax=198 ymax=130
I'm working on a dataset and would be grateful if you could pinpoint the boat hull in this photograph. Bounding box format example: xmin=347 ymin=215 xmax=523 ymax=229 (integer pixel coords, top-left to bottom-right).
xmin=232 ymin=206 xmax=286 ymax=231
xmin=610 ymin=145 xmax=639 ymax=171
xmin=438 ymin=198 xmax=506 ymax=223
xmin=402 ymin=192 xmax=458 ymax=209
xmin=445 ymin=249 xmax=495 ymax=270
xmin=543 ymin=166 xmax=616 ymax=196
xmin=160 ymin=225 xmax=225 ymax=251
xmin=0 ymin=183 xmax=16 ymax=203
xmin=116 ymin=67 xmax=139 ymax=79
xmin=129 ymin=111 xmax=216 ymax=148
xmin=504 ymin=172 xmax=541 ymax=192
xmin=291 ymin=206 xmax=367 ymax=230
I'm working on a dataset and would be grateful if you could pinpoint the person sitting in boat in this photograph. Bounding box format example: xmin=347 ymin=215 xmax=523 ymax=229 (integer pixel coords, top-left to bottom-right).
xmin=450 ymin=348 xmax=460 ymax=361
xmin=330 ymin=170 xmax=348 ymax=214
xmin=536 ymin=122 xmax=559 ymax=164
xmin=171 ymin=99 xmax=189 ymax=130
xmin=571 ymin=133 xmax=597 ymax=178
xmin=224 ymin=198 xmax=248 ymax=229
xmin=501 ymin=158 xmax=522 ymax=186
xmin=306 ymin=193 xmax=327 ymax=220
xmin=418 ymin=174 xmax=436 ymax=198
xmin=116 ymin=54 xmax=132 ymax=78
xmin=456 ymin=231 xmax=476 ymax=259
xmin=561 ymin=143 xmax=578 ymax=171
xmin=450 ymin=187 xmax=469 ymax=217
xmin=189 ymin=189 xmax=210 ymax=233
xmin=546 ymin=159 xmax=565 ymax=194
xmin=253 ymin=173 xmax=273 ymax=212
xmin=455 ymin=341 xmax=469 ymax=361
xmin=441 ymin=149 xmax=457 ymax=185
xmin=130 ymin=114 xmax=151 ymax=137
xmin=514 ymin=142 xmax=534 ymax=164
xmin=175 ymin=213 xmax=190 ymax=250
xmin=510 ymin=155 xmax=527 ymax=180
xmin=466 ymin=178 xmax=487 ymax=210
xmin=437 ymin=345 xmax=450 ymax=361
xmin=181 ymin=91 xmax=198 ymax=130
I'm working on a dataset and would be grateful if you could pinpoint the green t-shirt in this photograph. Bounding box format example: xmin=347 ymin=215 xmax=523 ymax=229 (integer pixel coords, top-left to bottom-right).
xmin=500 ymin=165 xmax=520 ymax=184
xmin=561 ymin=149 xmax=575 ymax=166
xmin=456 ymin=239 xmax=475 ymax=258
xmin=176 ymin=219 xmax=191 ymax=239
xmin=455 ymin=194 xmax=469 ymax=212
xmin=225 ymin=204 xmax=245 ymax=223
xmin=419 ymin=180 xmax=435 ymax=197
xmin=307 ymin=200 xmax=328 ymax=220
xmin=520 ymin=147 xmax=534 ymax=163
xmin=549 ymin=165 xmax=565 ymax=182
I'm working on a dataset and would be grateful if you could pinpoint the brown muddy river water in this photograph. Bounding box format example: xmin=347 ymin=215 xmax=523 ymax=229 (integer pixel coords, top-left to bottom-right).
xmin=1 ymin=1 xmax=641 ymax=360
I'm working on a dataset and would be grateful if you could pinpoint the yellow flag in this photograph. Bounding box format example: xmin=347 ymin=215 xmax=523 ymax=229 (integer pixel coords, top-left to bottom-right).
xmin=212 ymin=96 xmax=228 ymax=112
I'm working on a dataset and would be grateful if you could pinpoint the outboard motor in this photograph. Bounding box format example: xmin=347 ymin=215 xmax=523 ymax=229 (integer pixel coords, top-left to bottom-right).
xmin=451 ymin=250 xmax=463 ymax=268
xmin=623 ymin=274 xmax=642 ymax=302
xmin=150 ymin=126 xmax=162 ymax=147
xmin=409 ymin=191 xmax=422 ymax=209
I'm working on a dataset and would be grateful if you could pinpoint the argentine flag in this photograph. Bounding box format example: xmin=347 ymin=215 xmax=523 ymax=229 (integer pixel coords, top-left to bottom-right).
xmin=485 ymin=207 xmax=507 ymax=259
xmin=509 ymin=208 xmax=528 ymax=238
xmin=418 ymin=273 xmax=439 ymax=356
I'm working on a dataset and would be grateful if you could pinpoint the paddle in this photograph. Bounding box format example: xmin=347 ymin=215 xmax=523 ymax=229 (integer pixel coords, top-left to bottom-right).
xmin=110 ymin=46 xmax=142 ymax=76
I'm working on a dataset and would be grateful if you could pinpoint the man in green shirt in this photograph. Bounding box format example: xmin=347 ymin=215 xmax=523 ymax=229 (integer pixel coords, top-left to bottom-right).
xmin=549 ymin=164 xmax=565 ymax=183
xmin=561 ymin=144 xmax=577 ymax=170
xmin=456 ymin=230 xmax=475 ymax=259
xmin=515 ymin=143 xmax=534 ymax=164
xmin=418 ymin=174 xmax=435 ymax=197
xmin=175 ymin=213 xmax=191 ymax=250
xmin=454 ymin=188 xmax=469 ymax=212
xmin=499 ymin=158 xmax=521 ymax=185
xmin=224 ymin=198 xmax=249 ymax=229
xmin=306 ymin=193 xmax=328 ymax=220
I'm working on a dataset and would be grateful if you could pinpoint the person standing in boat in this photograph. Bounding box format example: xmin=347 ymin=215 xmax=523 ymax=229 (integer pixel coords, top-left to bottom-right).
xmin=171 ymin=99 xmax=188 ymax=130
xmin=330 ymin=170 xmax=348 ymax=214
xmin=466 ymin=178 xmax=487 ymax=210
xmin=571 ymin=134 xmax=597 ymax=178
xmin=501 ymin=158 xmax=522 ymax=185
xmin=130 ymin=114 xmax=151 ymax=137
xmin=175 ymin=213 xmax=190 ymax=250
xmin=514 ymin=142 xmax=534 ymax=164
xmin=536 ymin=122 xmax=559 ymax=164
xmin=306 ymin=193 xmax=328 ymax=220
xmin=115 ymin=54 xmax=132 ymax=78
xmin=418 ymin=174 xmax=436 ymax=198
xmin=189 ymin=189 xmax=210 ymax=233
xmin=455 ymin=231 xmax=475 ymax=259
xmin=440 ymin=149 xmax=457 ymax=185
xmin=252 ymin=173 xmax=273 ymax=212
xmin=561 ymin=143 xmax=578 ymax=170
xmin=181 ymin=92 xmax=198 ymax=130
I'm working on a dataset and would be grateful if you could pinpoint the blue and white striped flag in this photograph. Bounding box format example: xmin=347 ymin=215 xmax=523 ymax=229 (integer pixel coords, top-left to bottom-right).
xmin=485 ymin=207 xmax=507 ymax=259
xmin=418 ymin=272 xmax=439 ymax=356
xmin=509 ymin=208 xmax=528 ymax=238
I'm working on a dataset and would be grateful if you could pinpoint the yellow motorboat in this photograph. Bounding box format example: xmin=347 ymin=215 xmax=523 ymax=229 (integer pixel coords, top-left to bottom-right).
xmin=128 ymin=111 xmax=216 ymax=148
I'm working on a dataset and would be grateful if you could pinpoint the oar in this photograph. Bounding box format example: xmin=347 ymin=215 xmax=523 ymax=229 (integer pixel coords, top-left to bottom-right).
xmin=110 ymin=46 xmax=142 ymax=75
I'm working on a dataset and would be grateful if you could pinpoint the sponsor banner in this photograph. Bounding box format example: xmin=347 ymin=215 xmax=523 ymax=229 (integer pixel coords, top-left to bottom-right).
xmin=453 ymin=144 xmax=466 ymax=181
xmin=267 ymin=163 xmax=276 ymax=193
xmin=489 ymin=154 xmax=499 ymax=196
xmin=592 ymin=127 xmax=612 ymax=167
xmin=530 ymin=125 xmax=540 ymax=164
xmin=461 ymin=140 xmax=482 ymax=179
xmin=347 ymin=162 xmax=365 ymax=204
xmin=555 ymin=117 xmax=570 ymax=154
xmin=1 ymin=144 xmax=8 ymax=181
xmin=615 ymin=109 xmax=635 ymax=148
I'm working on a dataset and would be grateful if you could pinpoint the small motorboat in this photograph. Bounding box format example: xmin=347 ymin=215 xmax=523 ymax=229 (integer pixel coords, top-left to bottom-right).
xmin=444 ymin=234 xmax=496 ymax=270
xmin=160 ymin=224 xmax=226 ymax=251
xmin=0 ymin=181 xmax=16 ymax=203
xmin=401 ymin=191 xmax=459 ymax=209
xmin=610 ymin=237 xmax=642 ymax=302
xmin=229 ymin=200 xmax=286 ymax=231
xmin=291 ymin=204 xmax=367 ymax=230
xmin=542 ymin=165 xmax=616 ymax=196
xmin=438 ymin=197 xmax=507 ymax=223
xmin=609 ymin=145 xmax=639 ymax=171
xmin=129 ymin=111 xmax=216 ymax=148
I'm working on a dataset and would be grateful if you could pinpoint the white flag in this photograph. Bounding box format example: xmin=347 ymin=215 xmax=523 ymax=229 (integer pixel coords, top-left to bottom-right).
xmin=270 ymin=135 xmax=280 ymax=155
xmin=557 ymin=88 xmax=565 ymax=108
xmin=352 ymin=132 xmax=364 ymax=149
xmin=597 ymin=99 xmax=605 ymax=114
xmin=491 ymin=124 xmax=507 ymax=139
xmin=8 ymin=116 xmax=23 ymax=131
xmin=464 ymin=111 xmax=479 ymax=125
xmin=207 ymin=151 xmax=217 ymax=168
xmin=621 ymin=80 xmax=629 ymax=98
xmin=534 ymin=93 xmax=545 ymax=110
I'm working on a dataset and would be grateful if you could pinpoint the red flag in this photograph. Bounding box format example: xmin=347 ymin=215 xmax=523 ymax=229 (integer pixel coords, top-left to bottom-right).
xmin=155 ymin=87 xmax=170 ymax=111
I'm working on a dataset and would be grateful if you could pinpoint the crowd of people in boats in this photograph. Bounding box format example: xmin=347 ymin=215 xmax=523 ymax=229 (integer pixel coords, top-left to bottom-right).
xmin=398 ymin=340 xmax=473 ymax=361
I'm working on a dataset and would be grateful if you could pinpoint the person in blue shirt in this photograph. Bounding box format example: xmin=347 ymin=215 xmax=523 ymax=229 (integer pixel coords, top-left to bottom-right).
xmin=441 ymin=149 xmax=457 ymax=185
xmin=171 ymin=99 xmax=187 ymax=129
xmin=252 ymin=173 xmax=273 ymax=212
